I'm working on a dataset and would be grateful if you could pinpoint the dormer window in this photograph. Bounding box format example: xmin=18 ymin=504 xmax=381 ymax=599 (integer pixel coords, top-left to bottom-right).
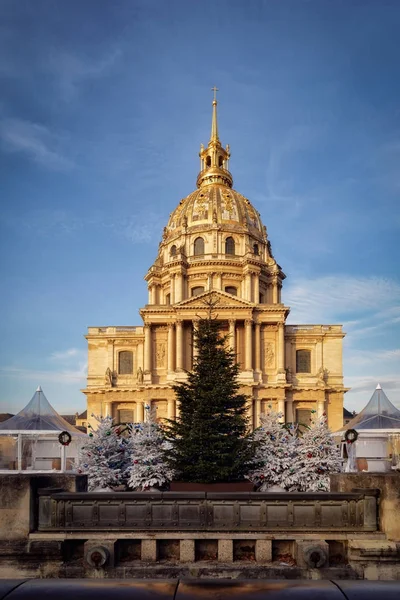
xmin=253 ymin=243 xmax=259 ymax=255
xmin=225 ymin=286 xmax=237 ymax=296
xmin=191 ymin=286 xmax=205 ymax=297
xmin=194 ymin=237 xmax=205 ymax=256
xmin=225 ymin=237 xmax=235 ymax=255
xmin=170 ymin=245 xmax=177 ymax=257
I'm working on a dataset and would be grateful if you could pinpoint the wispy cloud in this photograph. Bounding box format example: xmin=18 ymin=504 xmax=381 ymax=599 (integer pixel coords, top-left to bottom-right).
xmin=50 ymin=348 xmax=81 ymax=361
xmin=345 ymin=348 xmax=400 ymax=367
xmin=48 ymin=49 xmax=121 ymax=100
xmin=0 ymin=118 xmax=73 ymax=170
xmin=0 ymin=347 xmax=87 ymax=385
xmin=285 ymin=275 xmax=400 ymax=324
xmin=0 ymin=364 xmax=87 ymax=384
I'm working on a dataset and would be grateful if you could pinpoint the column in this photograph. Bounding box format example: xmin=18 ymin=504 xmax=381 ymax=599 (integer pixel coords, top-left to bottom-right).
xmin=245 ymin=272 xmax=252 ymax=302
xmin=170 ymin=274 xmax=176 ymax=304
xmin=317 ymin=400 xmax=325 ymax=418
xmin=176 ymin=273 xmax=183 ymax=302
xmin=286 ymin=399 xmax=294 ymax=423
xmin=148 ymin=286 xmax=152 ymax=304
xmin=192 ymin=321 xmax=199 ymax=361
xmin=253 ymin=398 xmax=261 ymax=428
xmin=176 ymin=320 xmax=183 ymax=371
xmin=254 ymin=274 xmax=260 ymax=305
xmin=181 ymin=273 xmax=185 ymax=301
xmin=245 ymin=319 xmax=253 ymax=370
xmin=216 ymin=273 xmax=222 ymax=290
xmin=104 ymin=402 xmax=111 ymax=417
xmin=278 ymin=399 xmax=285 ymax=423
xmin=272 ymin=277 xmax=278 ymax=304
xmin=175 ymin=400 xmax=180 ymax=419
xmin=207 ymin=273 xmax=213 ymax=291
xmin=254 ymin=322 xmax=261 ymax=372
xmin=144 ymin=324 xmax=152 ymax=373
xmin=167 ymin=398 xmax=175 ymax=419
xmin=167 ymin=324 xmax=175 ymax=373
xmin=278 ymin=322 xmax=285 ymax=372
xmin=136 ymin=401 xmax=144 ymax=422
xmin=228 ymin=319 xmax=236 ymax=353
xmin=107 ymin=339 xmax=114 ymax=372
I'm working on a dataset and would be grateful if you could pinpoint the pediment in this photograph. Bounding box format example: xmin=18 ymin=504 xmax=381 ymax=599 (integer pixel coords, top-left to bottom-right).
xmin=177 ymin=290 xmax=253 ymax=309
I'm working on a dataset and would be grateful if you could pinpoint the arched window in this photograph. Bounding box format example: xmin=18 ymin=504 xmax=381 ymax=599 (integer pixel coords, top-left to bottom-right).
xmin=206 ymin=156 xmax=211 ymax=167
xmin=191 ymin=286 xmax=205 ymax=297
xmin=194 ymin=237 xmax=204 ymax=256
xmin=170 ymin=245 xmax=177 ymax=257
xmin=253 ymin=243 xmax=259 ymax=255
xmin=165 ymin=293 xmax=170 ymax=305
xmin=296 ymin=350 xmax=311 ymax=374
xmin=118 ymin=351 xmax=133 ymax=375
xmin=218 ymin=156 xmax=224 ymax=167
xmin=225 ymin=236 xmax=235 ymax=255
xmin=225 ymin=286 xmax=237 ymax=296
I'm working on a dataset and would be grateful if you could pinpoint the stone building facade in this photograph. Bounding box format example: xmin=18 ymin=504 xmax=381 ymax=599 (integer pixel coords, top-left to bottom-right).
xmin=83 ymin=95 xmax=346 ymax=431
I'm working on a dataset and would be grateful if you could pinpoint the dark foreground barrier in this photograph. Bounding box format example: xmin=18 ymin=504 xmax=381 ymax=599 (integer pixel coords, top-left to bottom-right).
xmin=38 ymin=489 xmax=379 ymax=532
xmin=1 ymin=579 xmax=400 ymax=600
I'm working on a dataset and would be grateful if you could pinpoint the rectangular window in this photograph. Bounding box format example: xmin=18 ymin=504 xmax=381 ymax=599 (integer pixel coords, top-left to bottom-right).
xmin=296 ymin=350 xmax=311 ymax=373
xmin=119 ymin=409 xmax=134 ymax=424
xmin=119 ymin=351 xmax=133 ymax=374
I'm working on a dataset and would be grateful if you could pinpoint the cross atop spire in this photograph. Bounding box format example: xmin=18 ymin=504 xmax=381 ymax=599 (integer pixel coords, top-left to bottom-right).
xmin=210 ymin=86 xmax=219 ymax=142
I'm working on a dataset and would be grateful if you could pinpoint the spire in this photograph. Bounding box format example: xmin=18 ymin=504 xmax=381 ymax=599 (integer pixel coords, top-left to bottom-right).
xmin=210 ymin=86 xmax=219 ymax=142
xmin=197 ymin=88 xmax=233 ymax=189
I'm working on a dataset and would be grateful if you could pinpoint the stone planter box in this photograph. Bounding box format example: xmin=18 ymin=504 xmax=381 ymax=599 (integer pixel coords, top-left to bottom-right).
xmin=169 ymin=481 xmax=255 ymax=492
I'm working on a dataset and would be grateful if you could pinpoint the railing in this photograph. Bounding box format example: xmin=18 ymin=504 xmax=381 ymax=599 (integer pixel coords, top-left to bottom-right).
xmin=285 ymin=325 xmax=343 ymax=334
xmin=38 ymin=489 xmax=379 ymax=532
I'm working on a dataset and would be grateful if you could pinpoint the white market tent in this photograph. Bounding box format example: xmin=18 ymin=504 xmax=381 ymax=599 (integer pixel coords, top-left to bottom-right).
xmin=336 ymin=384 xmax=400 ymax=472
xmin=0 ymin=387 xmax=86 ymax=473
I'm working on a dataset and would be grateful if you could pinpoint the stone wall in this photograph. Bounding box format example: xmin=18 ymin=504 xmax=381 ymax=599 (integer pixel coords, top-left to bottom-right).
xmin=0 ymin=474 xmax=87 ymax=540
xmin=330 ymin=473 xmax=400 ymax=541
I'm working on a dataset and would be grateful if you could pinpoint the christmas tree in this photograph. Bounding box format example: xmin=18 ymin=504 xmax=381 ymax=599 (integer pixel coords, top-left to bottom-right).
xmin=247 ymin=407 xmax=301 ymax=491
xmin=127 ymin=404 xmax=174 ymax=490
xmin=79 ymin=414 xmax=130 ymax=491
xmin=296 ymin=411 xmax=342 ymax=491
xmin=165 ymin=300 xmax=255 ymax=483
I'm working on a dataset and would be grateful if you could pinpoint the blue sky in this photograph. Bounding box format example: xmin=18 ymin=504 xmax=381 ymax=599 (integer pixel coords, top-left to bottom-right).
xmin=0 ymin=0 xmax=399 ymax=416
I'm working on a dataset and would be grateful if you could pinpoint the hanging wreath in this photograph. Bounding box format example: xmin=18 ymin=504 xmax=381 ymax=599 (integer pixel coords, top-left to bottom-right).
xmin=344 ymin=429 xmax=358 ymax=443
xmin=58 ymin=431 xmax=72 ymax=446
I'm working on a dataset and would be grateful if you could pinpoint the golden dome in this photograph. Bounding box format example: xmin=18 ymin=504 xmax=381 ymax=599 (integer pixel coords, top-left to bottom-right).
xmin=166 ymin=185 xmax=264 ymax=236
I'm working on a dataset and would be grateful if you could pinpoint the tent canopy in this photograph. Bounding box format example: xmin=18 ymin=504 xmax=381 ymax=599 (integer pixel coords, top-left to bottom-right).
xmin=0 ymin=387 xmax=84 ymax=434
xmin=338 ymin=384 xmax=400 ymax=432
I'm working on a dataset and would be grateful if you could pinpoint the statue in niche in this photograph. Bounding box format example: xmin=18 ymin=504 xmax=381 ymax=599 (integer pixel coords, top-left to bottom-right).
xmin=265 ymin=342 xmax=275 ymax=367
xmin=156 ymin=343 xmax=166 ymax=367
xmin=105 ymin=367 xmax=113 ymax=386
xmin=317 ymin=366 xmax=329 ymax=383
xmin=136 ymin=366 xmax=144 ymax=384
xmin=285 ymin=366 xmax=292 ymax=383
xmin=212 ymin=209 xmax=218 ymax=223
xmin=182 ymin=215 xmax=188 ymax=228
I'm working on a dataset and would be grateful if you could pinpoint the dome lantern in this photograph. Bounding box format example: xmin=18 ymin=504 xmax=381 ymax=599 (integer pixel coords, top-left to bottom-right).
xmin=197 ymin=87 xmax=233 ymax=189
